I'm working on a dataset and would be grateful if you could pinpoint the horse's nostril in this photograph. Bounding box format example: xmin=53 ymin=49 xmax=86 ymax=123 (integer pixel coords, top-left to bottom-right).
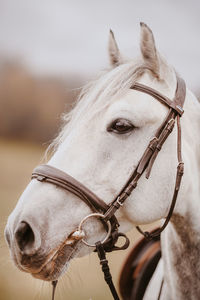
xmin=15 ymin=221 xmax=35 ymax=252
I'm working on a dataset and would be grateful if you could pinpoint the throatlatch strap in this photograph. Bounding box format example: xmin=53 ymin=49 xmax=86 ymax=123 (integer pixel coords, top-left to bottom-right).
xmin=136 ymin=111 xmax=184 ymax=240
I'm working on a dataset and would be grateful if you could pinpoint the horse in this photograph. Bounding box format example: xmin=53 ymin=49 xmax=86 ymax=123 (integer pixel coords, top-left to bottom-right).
xmin=4 ymin=23 xmax=200 ymax=300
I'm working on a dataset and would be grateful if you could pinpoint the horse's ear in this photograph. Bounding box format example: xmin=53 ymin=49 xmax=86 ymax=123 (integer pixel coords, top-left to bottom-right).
xmin=140 ymin=23 xmax=160 ymax=77
xmin=108 ymin=29 xmax=122 ymax=67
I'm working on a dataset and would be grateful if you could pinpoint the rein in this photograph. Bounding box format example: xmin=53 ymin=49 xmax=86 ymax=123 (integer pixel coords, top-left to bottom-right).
xmin=31 ymin=73 xmax=186 ymax=300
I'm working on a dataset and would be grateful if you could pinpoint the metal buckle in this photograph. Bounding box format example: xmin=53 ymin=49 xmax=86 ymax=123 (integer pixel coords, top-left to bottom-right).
xmin=78 ymin=213 xmax=112 ymax=247
xmin=37 ymin=175 xmax=46 ymax=182
xmin=148 ymin=137 xmax=158 ymax=151
xmin=176 ymin=105 xmax=184 ymax=116
xmin=116 ymin=196 xmax=123 ymax=207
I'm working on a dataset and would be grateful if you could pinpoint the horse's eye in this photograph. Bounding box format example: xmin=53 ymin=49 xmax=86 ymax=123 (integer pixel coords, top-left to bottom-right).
xmin=107 ymin=118 xmax=134 ymax=134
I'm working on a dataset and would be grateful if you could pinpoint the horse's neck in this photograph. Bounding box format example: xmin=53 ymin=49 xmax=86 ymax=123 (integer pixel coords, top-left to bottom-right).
xmin=161 ymin=90 xmax=200 ymax=299
xmin=161 ymin=215 xmax=200 ymax=299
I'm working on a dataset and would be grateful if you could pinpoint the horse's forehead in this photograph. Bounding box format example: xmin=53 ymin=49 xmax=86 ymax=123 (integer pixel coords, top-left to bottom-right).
xmin=116 ymin=88 xmax=153 ymax=104
xmin=107 ymin=89 xmax=167 ymax=119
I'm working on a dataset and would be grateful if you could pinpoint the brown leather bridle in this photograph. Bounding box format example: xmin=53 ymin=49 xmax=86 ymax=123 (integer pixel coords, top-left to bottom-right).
xmin=31 ymin=73 xmax=186 ymax=300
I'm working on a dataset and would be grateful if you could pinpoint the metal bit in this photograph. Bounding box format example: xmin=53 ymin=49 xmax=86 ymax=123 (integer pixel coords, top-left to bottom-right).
xmin=65 ymin=230 xmax=85 ymax=245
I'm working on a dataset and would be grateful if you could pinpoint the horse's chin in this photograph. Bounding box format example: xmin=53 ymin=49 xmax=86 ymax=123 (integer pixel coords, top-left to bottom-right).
xmin=34 ymin=242 xmax=80 ymax=281
xmin=32 ymin=261 xmax=70 ymax=281
xmin=13 ymin=240 xmax=80 ymax=282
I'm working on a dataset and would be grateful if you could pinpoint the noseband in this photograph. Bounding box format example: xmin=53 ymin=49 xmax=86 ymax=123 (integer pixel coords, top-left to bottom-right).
xmin=32 ymin=73 xmax=186 ymax=300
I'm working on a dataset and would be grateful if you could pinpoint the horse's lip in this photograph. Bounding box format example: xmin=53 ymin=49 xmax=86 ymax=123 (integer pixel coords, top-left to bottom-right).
xmin=13 ymin=231 xmax=82 ymax=276
xmin=31 ymin=241 xmax=79 ymax=281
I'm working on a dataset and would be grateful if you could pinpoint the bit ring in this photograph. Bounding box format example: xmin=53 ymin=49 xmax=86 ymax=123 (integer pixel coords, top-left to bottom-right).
xmin=78 ymin=213 xmax=111 ymax=247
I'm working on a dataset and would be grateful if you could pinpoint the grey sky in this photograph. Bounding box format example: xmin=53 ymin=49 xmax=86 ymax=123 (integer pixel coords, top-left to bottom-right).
xmin=0 ymin=0 xmax=199 ymax=91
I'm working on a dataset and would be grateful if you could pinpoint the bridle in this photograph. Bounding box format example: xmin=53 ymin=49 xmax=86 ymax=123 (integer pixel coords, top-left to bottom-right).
xmin=31 ymin=72 xmax=186 ymax=300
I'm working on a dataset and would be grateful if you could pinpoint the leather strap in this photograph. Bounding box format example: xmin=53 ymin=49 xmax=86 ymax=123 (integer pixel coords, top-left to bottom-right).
xmin=132 ymin=83 xmax=184 ymax=116
xmin=96 ymin=241 xmax=120 ymax=300
xmin=32 ymin=165 xmax=108 ymax=213
xmin=32 ymin=165 xmax=120 ymax=233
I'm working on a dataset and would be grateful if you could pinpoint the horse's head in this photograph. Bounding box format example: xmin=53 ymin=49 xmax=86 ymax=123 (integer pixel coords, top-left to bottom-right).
xmin=5 ymin=23 xmax=184 ymax=281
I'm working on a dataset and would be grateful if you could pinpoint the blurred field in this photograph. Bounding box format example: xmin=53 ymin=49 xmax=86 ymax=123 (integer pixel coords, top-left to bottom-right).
xmin=0 ymin=138 xmax=145 ymax=300
xmin=0 ymin=61 xmax=79 ymax=143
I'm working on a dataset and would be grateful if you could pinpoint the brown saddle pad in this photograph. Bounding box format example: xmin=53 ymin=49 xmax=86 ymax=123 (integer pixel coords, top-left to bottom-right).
xmin=119 ymin=229 xmax=161 ymax=300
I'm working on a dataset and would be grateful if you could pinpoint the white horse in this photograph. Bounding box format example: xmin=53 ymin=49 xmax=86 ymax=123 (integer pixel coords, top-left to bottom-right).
xmin=5 ymin=23 xmax=200 ymax=299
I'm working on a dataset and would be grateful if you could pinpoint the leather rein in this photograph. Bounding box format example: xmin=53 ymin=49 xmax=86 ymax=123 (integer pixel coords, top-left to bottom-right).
xmin=31 ymin=73 xmax=186 ymax=300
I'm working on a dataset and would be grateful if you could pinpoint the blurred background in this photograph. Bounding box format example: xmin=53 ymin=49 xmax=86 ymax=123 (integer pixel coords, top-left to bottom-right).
xmin=0 ymin=0 xmax=200 ymax=299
